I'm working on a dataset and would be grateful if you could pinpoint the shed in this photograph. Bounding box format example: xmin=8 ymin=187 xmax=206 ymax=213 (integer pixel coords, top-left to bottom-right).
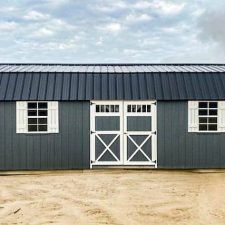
xmin=1 ymin=63 xmax=225 ymax=170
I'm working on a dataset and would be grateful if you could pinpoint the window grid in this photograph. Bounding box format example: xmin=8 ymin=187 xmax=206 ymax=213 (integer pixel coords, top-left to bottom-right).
xmin=127 ymin=104 xmax=151 ymax=113
xmin=198 ymin=101 xmax=218 ymax=131
xmin=95 ymin=104 xmax=119 ymax=113
xmin=27 ymin=102 xmax=48 ymax=132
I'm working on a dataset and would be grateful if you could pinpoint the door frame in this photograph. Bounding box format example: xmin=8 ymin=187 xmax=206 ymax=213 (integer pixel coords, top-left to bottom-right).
xmin=90 ymin=100 xmax=157 ymax=168
xmin=90 ymin=101 xmax=124 ymax=168
xmin=123 ymin=101 xmax=157 ymax=166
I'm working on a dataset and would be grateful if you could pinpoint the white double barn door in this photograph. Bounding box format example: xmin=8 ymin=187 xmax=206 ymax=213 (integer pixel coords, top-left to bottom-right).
xmin=90 ymin=101 xmax=157 ymax=167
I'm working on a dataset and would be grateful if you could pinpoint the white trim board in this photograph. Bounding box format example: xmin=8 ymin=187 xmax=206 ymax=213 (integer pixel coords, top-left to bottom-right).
xmin=90 ymin=100 xmax=157 ymax=168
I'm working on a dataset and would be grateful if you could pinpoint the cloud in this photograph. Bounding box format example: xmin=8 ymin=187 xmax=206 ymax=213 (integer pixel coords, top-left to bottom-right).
xmin=126 ymin=13 xmax=152 ymax=23
xmin=23 ymin=10 xmax=50 ymax=21
xmin=133 ymin=1 xmax=185 ymax=15
xmin=0 ymin=21 xmax=18 ymax=30
xmin=32 ymin=27 xmax=54 ymax=37
xmin=0 ymin=6 xmax=18 ymax=13
xmin=133 ymin=1 xmax=152 ymax=9
xmin=45 ymin=0 xmax=70 ymax=6
xmin=98 ymin=23 xmax=122 ymax=33
xmin=153 ymin=2 xmax=186 ymax=15
xmin=93 ymin=0 xmax=185 ymax=15
xmin=93 ymin=1 xmax=129 ymax=12
xmin=198 ymin=5 xmax=225 ymax=47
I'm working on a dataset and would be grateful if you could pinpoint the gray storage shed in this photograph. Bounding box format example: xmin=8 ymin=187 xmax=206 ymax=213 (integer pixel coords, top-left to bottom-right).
xmin=1 ymin=63 xmax=225 ymax=170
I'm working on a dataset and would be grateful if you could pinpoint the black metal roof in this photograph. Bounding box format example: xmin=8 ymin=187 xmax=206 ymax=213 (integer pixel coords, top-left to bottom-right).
xmin=1 ymin=63 xmax=225 ymax=101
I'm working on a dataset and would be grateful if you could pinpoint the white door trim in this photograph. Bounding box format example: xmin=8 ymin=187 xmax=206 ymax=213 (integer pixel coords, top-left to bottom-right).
xmin=90 ymin=101 xmax=124 ymax=167
xmin=123 ymin=101 xmax=157 ymax=167
xmin=90 ymin=100 xmax=157 ymax=168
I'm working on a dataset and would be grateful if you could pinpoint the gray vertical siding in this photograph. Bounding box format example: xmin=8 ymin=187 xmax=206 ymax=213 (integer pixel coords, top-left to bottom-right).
xmin=0 ymin=101 xmax=90 ymax=170
xmin=1 ymin=100 xmax=225 ymax=170
xmin=157 ymin=101 xmax=225 ymax=168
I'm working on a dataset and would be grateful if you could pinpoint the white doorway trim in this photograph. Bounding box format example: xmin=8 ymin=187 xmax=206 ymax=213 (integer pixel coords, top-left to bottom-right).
xmin=90 ymin=100 xmax=157 ymax=168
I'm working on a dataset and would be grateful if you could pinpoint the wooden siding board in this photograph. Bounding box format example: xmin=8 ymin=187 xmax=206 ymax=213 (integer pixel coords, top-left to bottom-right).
xmin=0 ymin=104 xmax=4 ymax=169
xmin=82 ymin=102 xmax=90 ymax=168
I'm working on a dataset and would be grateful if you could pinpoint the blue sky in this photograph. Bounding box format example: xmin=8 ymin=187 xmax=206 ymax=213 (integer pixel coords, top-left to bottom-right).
xmin=0 ymin=0 xmax=225 ymax=63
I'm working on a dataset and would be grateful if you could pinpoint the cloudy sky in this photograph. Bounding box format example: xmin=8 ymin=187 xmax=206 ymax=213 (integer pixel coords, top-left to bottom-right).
xmin=0 ymin=0 xmax=224 ymax=63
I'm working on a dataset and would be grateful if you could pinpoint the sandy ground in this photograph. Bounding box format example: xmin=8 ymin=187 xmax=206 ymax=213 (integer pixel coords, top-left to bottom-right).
xmin=0 ymin=170 xmax=225 ymax=225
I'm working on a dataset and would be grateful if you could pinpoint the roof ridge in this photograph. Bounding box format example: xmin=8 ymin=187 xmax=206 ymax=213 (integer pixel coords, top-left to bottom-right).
xmin=0 ymin=64 xmax=225 ymax=73
xmin=0 ymin=63 xmax=225 ymax=66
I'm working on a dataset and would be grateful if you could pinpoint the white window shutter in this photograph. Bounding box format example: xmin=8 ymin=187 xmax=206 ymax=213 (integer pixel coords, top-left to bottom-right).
xmin=188 ymin=101 xmax=198 ymax=132
xmin=218 ymin=101 xmax=225 ymax=132
xmin=16 ymin=101 xmax=27 ymax=133
xmin=48 ymin=101 xmax=59 ymax=133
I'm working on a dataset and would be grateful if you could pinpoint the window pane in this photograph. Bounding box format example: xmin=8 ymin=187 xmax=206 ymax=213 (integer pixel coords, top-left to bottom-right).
xmin=199 ymin=124 xmax=207 ymax=131
xmin=38 ymin=125 xmax=47 ymax=131
xmin=105 ymin=105 xmax=110 ymax=112
xmin=38 ymin=118 xmax=47 ymax=124
xmin=209 ymin=102 xmax=217 ymax=108
xmin=28 ymin=125 xmax=38 ymax=132
xmin=199 ymin=117 xmax=207 ymax=123
xmin=28 ymin=110 xmax=37 ymax=116
xmin=28 ymin=118 xmax=37 ymax=124
xmin=28 ymin=103 xmax=37 ymax=109
xmin=38 ymin=110 xmax=48 ymax=116
xmin=110 ymin=105 xmax=115 ymax=112
xmin=199 ymin=102 xmax=207 ymax=108
xmin=127 ymin=105 xmax=131 ymax=112
xmin=115 ymin=105 xmax=119 ymax=112
xmin=137 ymin=105 xmax=141 ymax=112
xmin=132 ymin=105 xmax=136 ymax=112
xmin=142 ymin=105 xmax=146 ymax=112
xmin=199 ymin=110 xmax=208 ymax=115
xmin=209 ymin=110 xmax=217 ymax=116
xmin=100 ymin=105 xmax=104 ymax=112
xmin=208 ymin=124 xmax=217 ymax=131
xmin=209 ymin=117 xmax=217 ymax=123
xmin=96 ymin=105 xmax=100 ymax=112
xmin=38 ymin=102 xmax=47 ymax=109
xmin=147 ymin=105 xmax=151 ymax=112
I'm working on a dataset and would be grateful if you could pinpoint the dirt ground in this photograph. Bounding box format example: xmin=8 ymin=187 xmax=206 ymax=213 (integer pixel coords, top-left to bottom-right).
xmin=0 ymin=170 xmax=225 ymax=225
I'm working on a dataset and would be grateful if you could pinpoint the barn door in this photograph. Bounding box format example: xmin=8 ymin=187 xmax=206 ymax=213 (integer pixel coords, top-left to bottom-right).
xmin=90 ymin=101 xmax=123 ymax=166
xmin=90 ymin=101 xmax=157 ymax=168
xmin=124 ymin=101 xmax=157 ymax=166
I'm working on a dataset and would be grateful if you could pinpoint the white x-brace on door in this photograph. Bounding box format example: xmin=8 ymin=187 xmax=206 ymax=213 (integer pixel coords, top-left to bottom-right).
xmin=90 ymin=101 xmax=157 ymax=168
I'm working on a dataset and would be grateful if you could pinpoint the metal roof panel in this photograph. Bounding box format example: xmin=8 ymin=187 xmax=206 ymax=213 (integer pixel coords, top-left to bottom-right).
xmin=0 ymin=64 xmax=225 ymax=100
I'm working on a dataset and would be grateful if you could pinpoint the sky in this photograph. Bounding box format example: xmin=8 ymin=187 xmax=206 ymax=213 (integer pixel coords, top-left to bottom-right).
xmin=0 ymin=0 xmax=225 ymax=63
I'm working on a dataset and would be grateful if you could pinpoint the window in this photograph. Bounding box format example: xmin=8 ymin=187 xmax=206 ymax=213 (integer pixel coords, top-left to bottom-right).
xmin=198 ymin=102 xmax=218 ymax=131
xmin=27 ymin=102 xmax=48 ymax=132
xmin=188 ymin=101 xmax=225 ymax=132
xmin=96 ymin=104 xmax=119 ymax=113
xmin=16 ymin=101 xmax=59 ymax=133
xmin=127 ymin=104 xmax=151 ymax=113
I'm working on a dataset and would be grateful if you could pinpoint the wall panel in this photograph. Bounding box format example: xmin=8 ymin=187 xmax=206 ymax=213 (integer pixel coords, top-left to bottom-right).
xmin=157 ymin=101 xmax=225 ymax=168
xmin=0 ymin=101 xmax=90 ymax=170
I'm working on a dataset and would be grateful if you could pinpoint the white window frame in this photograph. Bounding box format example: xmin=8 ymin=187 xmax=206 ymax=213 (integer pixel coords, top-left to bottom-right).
xmin=16 ymin=101 xmax=59 ymax=134
xmin=188 ymin=101 xmax=225 ymax=133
